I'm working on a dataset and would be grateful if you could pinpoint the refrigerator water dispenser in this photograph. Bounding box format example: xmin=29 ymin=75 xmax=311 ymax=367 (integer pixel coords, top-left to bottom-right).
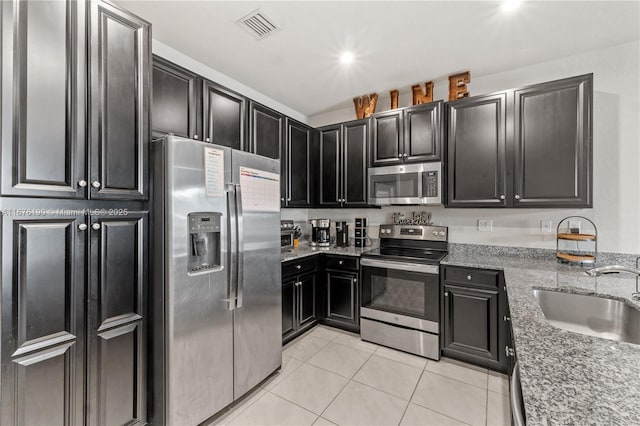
xmin=188 ymin=212 xmax=222 ymax=273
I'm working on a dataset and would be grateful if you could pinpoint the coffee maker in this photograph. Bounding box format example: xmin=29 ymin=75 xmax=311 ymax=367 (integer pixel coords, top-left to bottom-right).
xmin=309 ymin=219 xmax=330 ymax=247
xmin=336 ymin=221 xmax=349 ymax=247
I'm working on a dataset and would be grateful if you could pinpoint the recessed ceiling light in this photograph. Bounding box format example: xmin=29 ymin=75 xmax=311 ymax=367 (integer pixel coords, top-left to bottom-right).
xmin=340 ymin=52 xmax=354 ymax=64
xmin=501 ymin=0 xmax=522 ymax=12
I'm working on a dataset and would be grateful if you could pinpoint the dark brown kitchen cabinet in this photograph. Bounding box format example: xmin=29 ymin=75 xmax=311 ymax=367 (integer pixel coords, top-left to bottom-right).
xmin=318 ymin=120 xmax=368 ymax=207
xmin=371 ymin=101 xmax=443 ymax=167
xmin=282 ymin=258 xmax=318 ymax=344
xmin=248 ymin=101 xmax=284 ymax=159
xmin=89 ymin=0 xmax=150 ymax=201
xmin=87 ymin=212 xmax=147 ymax=426
xmin=446 ymin=92 xmax=509 ymax=207
xmin=441 ymin=266 xmax=508 ymax=372
xmin=513 ymin=74 xmax=592 ymax=207
xmin=152 ymin=56 xmax=200 ymax=139
xmin=323 ymin=256 xmax=360 ymax=333
xmin=1 ymin=0 xmax=87 ymax=199
xmin=282 ymin=119 xmax=315 ymax=208
xmin=0 ymin=213 xmax=86 ymax=425
xmin=446 ymin=74 xmax=592 ymax=209
xmin=202 ymin=81 xmax=246 ymax=150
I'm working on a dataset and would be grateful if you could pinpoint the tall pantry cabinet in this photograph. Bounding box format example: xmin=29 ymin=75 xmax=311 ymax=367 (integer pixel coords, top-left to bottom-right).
xmin=0 ymin=1 xmax=150 ymax=425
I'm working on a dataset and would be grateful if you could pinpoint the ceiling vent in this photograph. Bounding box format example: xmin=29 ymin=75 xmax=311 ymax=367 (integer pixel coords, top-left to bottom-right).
xmin=237 ymin=9 xmax=280 ymax=40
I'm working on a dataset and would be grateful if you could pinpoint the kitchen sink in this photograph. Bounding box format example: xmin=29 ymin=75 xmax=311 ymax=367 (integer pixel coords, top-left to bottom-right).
xmin=533 ymin=289 xmax=640 ymax=345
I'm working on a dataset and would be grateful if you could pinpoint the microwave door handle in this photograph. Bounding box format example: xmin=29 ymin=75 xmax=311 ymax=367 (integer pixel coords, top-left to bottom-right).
xmin=235 ymin=183 xmax=245 ymax=309
xmin=360 ymin=258 xmax=439 ymax=274
xmin=224 ymin=185 xmax=237 ymax=310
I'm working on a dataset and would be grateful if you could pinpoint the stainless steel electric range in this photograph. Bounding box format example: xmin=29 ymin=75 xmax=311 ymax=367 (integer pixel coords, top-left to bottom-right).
xmin=360 ymin=224 xmax=448 ymax=360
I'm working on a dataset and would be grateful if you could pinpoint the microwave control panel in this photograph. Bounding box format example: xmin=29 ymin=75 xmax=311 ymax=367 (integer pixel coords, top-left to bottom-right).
xmin=424 ymin=171 xmax=439 ymax=197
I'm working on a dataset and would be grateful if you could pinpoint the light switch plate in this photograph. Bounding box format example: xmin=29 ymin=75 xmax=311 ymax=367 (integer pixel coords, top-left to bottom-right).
xmin=478 ymin=219 xmax=493 ymax=232
xmin=541 ymin=220 xmax=553 ymax=233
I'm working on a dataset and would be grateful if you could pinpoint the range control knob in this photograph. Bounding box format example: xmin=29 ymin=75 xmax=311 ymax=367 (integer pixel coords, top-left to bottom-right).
xmin=432 ymin=231 xmax=438 ymax=236
xmin=439 ymin=231 xmax=445 ymax=236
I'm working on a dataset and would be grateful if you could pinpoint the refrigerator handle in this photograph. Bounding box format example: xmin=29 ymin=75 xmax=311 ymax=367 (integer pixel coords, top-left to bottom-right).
xmin=235 ymin=183 xmax=245 ymax=309
xmin=226 ymin=184 xmax=238 ymax=310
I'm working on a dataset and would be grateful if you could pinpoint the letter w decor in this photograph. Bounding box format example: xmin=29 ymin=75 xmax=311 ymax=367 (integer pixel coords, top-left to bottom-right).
xmin=353 ymin=93 xmax=378 ymax=119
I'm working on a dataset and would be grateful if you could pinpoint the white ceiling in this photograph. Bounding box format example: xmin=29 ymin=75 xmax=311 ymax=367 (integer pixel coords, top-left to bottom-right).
xmin=118 ymin=1 xmax=640 ymax=118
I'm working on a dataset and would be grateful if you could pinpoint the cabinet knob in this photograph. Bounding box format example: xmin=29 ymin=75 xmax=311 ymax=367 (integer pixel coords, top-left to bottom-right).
xmin=444 ymin=291 xmax=449 ymax=296
xmin=78 ymin=180 xmax=87 ymax=187
xmin=397 ymin=154 xmax=402 ymax=159
xmin=205 ymin=138 xmax=211 ymax=142
xmin=403 ymin=153 xmax=408 ymax=158
xmin=515 ymin=195 xmax=521 ymax=200
xmin=505 ymin=346 xmax=515 ymax=357
xmin=193 ymin=134 xmax=199 ymax=139
xmin=504 ymin=315 xmax=511 ymax=322
xmin=91 ymin=181 xmax=101 ymax=188
xmin=467 ymin=275 xmax=472 ymax=280
xmin=353 ymin=278 xmax=357 ymax=283
xmin=281 ymin=198 xmax=285 ymax=202
xmin=339 ymin=260 xmax=344 ymax=265
xmin=91 ymin=223 xmax=101 ymax=230
xmin=499 ymin=195 xmax=505 ymax=200
xmin=287 ymin=198 xmax=291 ymax=201
xmin=78 ymin=223 xmax=87 ymax=231
xmin=296 ymin=265 xmax=301 ymax=270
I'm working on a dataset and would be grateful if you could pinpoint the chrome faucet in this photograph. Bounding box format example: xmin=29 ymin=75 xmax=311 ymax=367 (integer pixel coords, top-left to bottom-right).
xmin=585 ymin=265 xmax=640 ymax=277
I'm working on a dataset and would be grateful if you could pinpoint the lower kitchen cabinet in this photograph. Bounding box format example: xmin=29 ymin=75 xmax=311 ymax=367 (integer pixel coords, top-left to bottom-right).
xmin=282 ymin=258 xmax=319 ymax=344
xmin=441 ymin=265 xmax=509 ymax=372
xmin=322 ymin=256 xmax=360 ymax=333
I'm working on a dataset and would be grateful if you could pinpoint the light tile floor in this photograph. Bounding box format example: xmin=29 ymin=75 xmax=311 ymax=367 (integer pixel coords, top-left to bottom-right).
xmin=207 ymin=325 xmax=510 ymax=426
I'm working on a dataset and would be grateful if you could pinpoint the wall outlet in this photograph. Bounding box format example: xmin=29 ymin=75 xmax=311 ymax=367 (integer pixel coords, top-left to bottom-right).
xmin=569 ymin=220 xmax=582 ymax=234
xmin=541 ymin=220 xmax=553 ymax=234
xmin=478 ymin=219 xmax=493 ymax=232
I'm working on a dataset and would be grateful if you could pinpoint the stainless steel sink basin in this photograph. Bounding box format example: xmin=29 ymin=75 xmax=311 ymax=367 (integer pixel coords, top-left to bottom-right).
xmin=533 ymin=289 xmax=640 ymax=345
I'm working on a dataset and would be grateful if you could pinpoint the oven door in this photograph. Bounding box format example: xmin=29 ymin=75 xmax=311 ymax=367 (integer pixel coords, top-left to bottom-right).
xmin=360 ymin=258 xmax=439 ymax=333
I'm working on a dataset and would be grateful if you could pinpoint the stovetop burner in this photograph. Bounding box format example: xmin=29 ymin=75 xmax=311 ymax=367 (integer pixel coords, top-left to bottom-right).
xmin=362 ymin=224 xmax=449 ymax=265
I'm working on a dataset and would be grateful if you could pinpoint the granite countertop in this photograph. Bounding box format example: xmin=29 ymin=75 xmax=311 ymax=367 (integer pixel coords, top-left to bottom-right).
xmin=281 ymin=242 xmax=376 ymax=262
xmin=442 ymin=252 xmax=640 ymax=425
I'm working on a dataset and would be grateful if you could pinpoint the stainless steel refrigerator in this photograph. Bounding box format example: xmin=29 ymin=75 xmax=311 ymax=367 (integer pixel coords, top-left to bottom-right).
xmin=151 ymin=136 xmax=282 ymax=425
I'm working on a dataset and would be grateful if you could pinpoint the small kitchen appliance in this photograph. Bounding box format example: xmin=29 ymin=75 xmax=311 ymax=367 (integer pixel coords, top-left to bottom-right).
xmin=280 ymin=220 xmax=295 ymax=250
xmin=336 ymin=221 xmax=349 ymax=247
xmin=309 ymin=218 xmax=330 ymax=247
xmin=368 ymin=162 xmax=442 ymax=206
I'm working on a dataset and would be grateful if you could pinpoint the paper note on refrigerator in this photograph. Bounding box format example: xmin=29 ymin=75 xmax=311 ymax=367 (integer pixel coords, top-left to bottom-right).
xmin=204 ymin=147 xmax=224 ymax=197
xmin=239 ymin=167 xmax=280 ymax=212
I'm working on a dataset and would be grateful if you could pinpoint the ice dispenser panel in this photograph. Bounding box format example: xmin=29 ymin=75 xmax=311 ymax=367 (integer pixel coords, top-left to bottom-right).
xmin=188 ymin=212 xmax=222 ymax=273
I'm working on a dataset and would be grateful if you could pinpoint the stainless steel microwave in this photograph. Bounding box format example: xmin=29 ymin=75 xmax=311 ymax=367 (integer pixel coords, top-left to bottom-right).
xmin=368 ymin=162 xmax=442 ymax=205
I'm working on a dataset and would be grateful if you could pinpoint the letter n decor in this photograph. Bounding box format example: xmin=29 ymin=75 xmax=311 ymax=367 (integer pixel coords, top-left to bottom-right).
xmin=411 ymin=81 xmax=434 ymax=105
xmin=353 ymin=93 xmax=378 ymax=119
xmin=448 ymin=71 xmax=471 ymax=101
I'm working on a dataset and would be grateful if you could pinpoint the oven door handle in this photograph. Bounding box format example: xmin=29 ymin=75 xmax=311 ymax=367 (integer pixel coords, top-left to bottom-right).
xmin=361 ymin=258 xmax=439 ymax=274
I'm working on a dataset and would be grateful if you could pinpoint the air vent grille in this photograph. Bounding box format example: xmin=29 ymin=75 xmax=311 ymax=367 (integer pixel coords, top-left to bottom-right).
xmin=237 ymin=9 xmax=280 ymax=40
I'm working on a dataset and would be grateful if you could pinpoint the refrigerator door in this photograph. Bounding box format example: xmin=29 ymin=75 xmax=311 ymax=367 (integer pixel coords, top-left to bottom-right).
xmin=164 ymin=137 xmax=234 ymax=425
xmin=231 ymin=150 xmax=282 ymax=399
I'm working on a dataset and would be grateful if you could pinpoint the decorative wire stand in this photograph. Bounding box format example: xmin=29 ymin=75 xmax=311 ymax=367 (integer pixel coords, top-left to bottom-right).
xmin=556 ymin=216 xmax=597 ymax=266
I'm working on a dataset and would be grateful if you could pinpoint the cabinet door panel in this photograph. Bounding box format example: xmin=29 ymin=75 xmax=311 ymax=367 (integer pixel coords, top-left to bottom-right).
xmin=319 ymin=126 xmax=341 ymax=206
xmin=443 ymin=285 xmax=499 ymax=364
xmin=1 ymin=215 xmax=85 ymax=425
xmin=203 ymin=81 xmax=245 ymax=150
xmin=514 ymin=75 xmax=592 ymax=207
xmin=447 ymin=93 xmax=508 ymax=207
xmin=152 ymin=56 xmax=198 ymax=138
xmin=287 ymin=120 xmax=313 ymax=207
xmin=372 ymin=111 xmax=403 ymax=166
xmin=404 ymin=102 xmax=441 ymax=162
xmin=1 ymin=0 xmax=85 ymax=198
xmin=249 ymin=102 xmax=283 ymax=159
xmin=90 ymin=1 xmax=150 ymax=200
xmin=298 ymin=273 xmax=317 ymax=328
xmin=343 ymin=120 xmax=368 ymax=206
xmin=282 ymin=280 xmax=296 ymax=339
xmin=326 ymin=271 xmax=358 ymax=325
xmin=88 ymin=213 xmax=147 ymax=425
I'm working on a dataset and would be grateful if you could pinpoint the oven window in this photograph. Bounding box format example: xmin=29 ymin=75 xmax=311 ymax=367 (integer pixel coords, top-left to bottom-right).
xmin=370 ymin=173 xmax=419 ymax=199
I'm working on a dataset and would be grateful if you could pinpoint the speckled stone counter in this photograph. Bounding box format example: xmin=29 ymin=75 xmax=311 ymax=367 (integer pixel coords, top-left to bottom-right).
xmin=442 ymin=251 xmax=640 ymax=425
xmin=281 ymin=242 xmax=376 ymax=262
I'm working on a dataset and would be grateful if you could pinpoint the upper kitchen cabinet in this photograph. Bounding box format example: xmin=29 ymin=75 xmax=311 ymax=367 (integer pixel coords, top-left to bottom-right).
xmin=318 ymin=119 xmax=368 ymax=207
xmin=282 ymin=118 xmax=315 ymax=207
xmin=446 ymin=92 xmax=509 ymax=208
xmin=89 ymin=0 xmax=150 ymax=200
xmin=202 ymin=81 xmax=246 ymax=150
xmin=152 ymin=56 xmax=200 ymax=139
xmin=248 ymin=101 xmax=284 ymax=159
xmin=1 ymin=0 xmax=87 ymax=199
xmin=371 ymin=101 xmax=443 ymax=167
xmin=445 ymin=74 xmax=592 ymax=208
xmin=513 ymin=74 xmax=592 ymax=208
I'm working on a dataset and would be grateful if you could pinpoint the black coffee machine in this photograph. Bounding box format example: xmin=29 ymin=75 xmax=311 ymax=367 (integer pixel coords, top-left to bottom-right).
xmin=336 ymin=221 xmax=349 ymax=247
xmin=309 ymin=219 xmax=330 ymax=247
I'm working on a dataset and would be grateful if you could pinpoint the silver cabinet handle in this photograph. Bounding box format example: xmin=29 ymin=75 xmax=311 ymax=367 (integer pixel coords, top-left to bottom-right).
xmin=467 ymin=275 xmax=472 ymax=280
xmin=205 ymin=138 xmax=210 ymax=142
xmin=515 ymin=195 xmax=521 ymax=200
xmin=444 ymin=291 xmax=449 ymax=296
xmin=78 ymin=224 xmax=87 ymax=231
xmin=296 ymin=265 xmax=301 ymax=270
xmin=339 ymin=260 xmax=344 ymax=265
xmin=78 ymin=180 xmax=87 ymax=187
xmin=403 ymin=153 xmax=408 ymax=157
xmin=287 ymin=198 xmax=291 ymax=201
xmin=281 ymin=198 xmax=285 ymax=202
xmin=91 ymin=223 xmax=101 ymax=230
xmin=499 ymin=195 xmax=505 ymax=200
xmin=397 ymin=154 xmax=402 ymax=158
xmin=91 ymin=181 xmax=101 ymax=188
xmin=505 ymin=345 xmax=515 ymax=357
xmin=353 ymin=278 xmax=357 ymax=283
xmin=504 ymin=315 xmax=511 ymax=321
xmin=193 ymin=134 xmax=199 ymax=139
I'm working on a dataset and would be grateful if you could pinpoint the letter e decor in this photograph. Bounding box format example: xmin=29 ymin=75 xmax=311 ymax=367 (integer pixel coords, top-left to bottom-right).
xmin=411 ymin=81 xmax=434 ymax=105
xmin=448 ymin=71 xmax=471 ymax=101
xmin=353 ymin=93 xmax=379 ymax=119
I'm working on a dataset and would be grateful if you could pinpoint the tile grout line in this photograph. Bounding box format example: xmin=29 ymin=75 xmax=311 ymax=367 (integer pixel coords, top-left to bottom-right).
xmin=261 ymin=388 xmax=322 ymax=425
xmin=422 ymin=368 xmax=489 ymax=391
xmin=397 ymin=367 xmax=425 ymax=426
